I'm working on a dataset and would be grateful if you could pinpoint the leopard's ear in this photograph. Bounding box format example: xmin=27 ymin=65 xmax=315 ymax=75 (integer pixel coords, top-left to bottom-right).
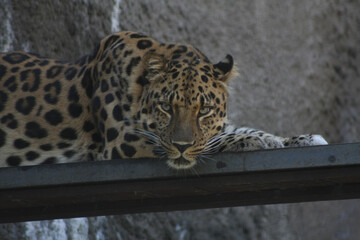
xmin=143 ymin=52 xmax=167 ymax=77
xmin=213 ymin=54 xmax=237 ymax=82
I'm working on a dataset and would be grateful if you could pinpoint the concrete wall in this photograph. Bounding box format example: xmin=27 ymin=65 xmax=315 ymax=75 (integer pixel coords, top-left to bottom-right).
xmin=1 ymin=0 xmax=360 ymax=239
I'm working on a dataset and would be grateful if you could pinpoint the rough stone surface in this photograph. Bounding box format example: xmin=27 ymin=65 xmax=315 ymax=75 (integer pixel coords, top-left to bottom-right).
xmin=1 ymin=0 xmax=360 ymax=239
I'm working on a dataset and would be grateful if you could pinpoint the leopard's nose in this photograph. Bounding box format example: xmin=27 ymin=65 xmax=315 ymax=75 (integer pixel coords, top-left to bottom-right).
xmin=172 ymin=141 xmax=194 ymax=153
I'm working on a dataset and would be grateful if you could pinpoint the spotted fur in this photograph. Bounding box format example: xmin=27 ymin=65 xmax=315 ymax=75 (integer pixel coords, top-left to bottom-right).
xmin=0 ymin=31 xmax=327 ymax=169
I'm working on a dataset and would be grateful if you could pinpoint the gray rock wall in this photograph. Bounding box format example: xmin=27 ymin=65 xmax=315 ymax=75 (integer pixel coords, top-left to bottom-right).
xmin=1 ymin=0 xmax=360 ymax=239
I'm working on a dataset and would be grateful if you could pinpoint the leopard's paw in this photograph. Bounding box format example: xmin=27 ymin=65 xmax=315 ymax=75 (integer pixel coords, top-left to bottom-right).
xmin=284 ymin=134 xmax=328 ymax=147
xmin=311 ymin=135 xmax=328 ymax=145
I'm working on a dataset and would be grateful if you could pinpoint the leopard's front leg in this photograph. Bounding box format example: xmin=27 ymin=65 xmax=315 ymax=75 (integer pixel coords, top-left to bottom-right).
xmin=213 ymin=125 xmax=284 ymax=152
xmin=212 ymin=125 xmax=327 ymax=153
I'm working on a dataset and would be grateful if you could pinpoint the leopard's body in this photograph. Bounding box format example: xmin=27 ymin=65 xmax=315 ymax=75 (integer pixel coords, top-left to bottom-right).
xmin=0 ymin=31 xmax=327 ymax=169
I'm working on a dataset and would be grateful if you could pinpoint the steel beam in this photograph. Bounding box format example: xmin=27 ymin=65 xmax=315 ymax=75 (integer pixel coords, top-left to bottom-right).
xmin=0 ymin=143 xmax=360 ymax=223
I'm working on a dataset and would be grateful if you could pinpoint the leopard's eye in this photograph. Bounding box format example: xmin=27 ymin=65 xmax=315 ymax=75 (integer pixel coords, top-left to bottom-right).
xmin=199 ymin=106 xmax=212 ymax=116
xmin=160 ymin=102 xmax=172 ymax=113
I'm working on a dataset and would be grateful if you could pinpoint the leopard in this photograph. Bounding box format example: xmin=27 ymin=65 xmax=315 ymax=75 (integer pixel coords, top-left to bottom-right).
xmin=0 ymin=31 xmax=327 ymax=169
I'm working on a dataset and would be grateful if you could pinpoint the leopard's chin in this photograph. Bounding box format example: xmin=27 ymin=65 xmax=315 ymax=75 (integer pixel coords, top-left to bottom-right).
xmin=166 ymin=156 xmax=197 ymax=169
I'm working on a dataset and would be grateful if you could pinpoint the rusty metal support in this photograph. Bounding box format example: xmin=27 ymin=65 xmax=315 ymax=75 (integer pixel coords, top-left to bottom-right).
xmin=0 ymin=143 xmax=360 ymax=223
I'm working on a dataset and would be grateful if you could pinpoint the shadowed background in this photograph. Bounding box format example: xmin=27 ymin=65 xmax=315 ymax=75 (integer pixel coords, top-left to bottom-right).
xmin=1 ymin=0 xmax=360 ymax=239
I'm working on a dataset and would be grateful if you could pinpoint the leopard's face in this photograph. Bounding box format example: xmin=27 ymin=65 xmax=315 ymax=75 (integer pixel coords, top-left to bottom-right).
xmin=139 ymin=51 xmax=235 ymax=169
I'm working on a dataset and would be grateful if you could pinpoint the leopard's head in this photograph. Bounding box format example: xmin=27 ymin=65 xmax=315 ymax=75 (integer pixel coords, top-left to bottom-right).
xmin=138 ymin=46 xmax=236 ymax=169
